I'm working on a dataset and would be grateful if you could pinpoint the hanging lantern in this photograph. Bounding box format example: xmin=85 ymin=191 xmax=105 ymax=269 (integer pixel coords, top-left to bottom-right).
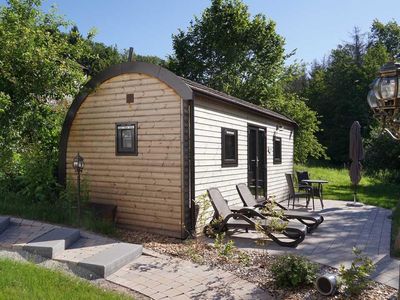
xmin=367 ymin=61 xmax=400 ymax=140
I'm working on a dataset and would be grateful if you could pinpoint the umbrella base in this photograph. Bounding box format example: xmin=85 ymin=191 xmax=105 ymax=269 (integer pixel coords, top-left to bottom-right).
xmin=346 ymin=202 xmax=363 ymax=207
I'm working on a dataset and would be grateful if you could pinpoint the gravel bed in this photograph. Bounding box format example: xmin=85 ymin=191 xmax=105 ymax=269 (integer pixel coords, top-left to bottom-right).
xmin=118 ymin=228 xmax=398 ymax=300
xmin=0 ymin=249 xmax=150 ymax=300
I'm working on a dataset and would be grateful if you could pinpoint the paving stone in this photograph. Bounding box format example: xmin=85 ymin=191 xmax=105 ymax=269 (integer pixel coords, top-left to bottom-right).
xmin=164 ymin=288 xmax=185 ymax=298
xmin=154 ymin=284 xmax=172 ymax=293
xmin=154 ymin=276 xmax=174 ymax=285
xmin=151 ymin=292 xmax=169 ymax=300
xmin=130 ymin=284 xmax=149 ymax=293
xmin=21 ymin=219 xmax=35 ymax=226
xmin=175 ymin=284 xmax=194 ymax=294
xmin=140 ymin=287 xmax=159 ymax=297
xmin=120 ymin=273 xmax=149 ymax=284
xmin=173 ymin=294 xmax=191 ymax=300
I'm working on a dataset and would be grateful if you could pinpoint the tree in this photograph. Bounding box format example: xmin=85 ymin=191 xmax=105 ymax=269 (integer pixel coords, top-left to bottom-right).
xmin=0 ymin=0 xmax=89 ymax=201
xmin=132 ymin=53 xmax=166 ymax=67
xmin=267 ymin=93 xmax=325 ymax=163
xmin=0 ymin=0 xmax=88 ymax=165
xmin=305 ymin=28 xmax=390 ymax=163
xmin=168 ymin=0 xmax=325 ymax=162
xmin=370 ymin=19 xmax=400 ymax=57
xmin=364 ymin=125 xmax=400 ymax=183
xmin=68 ymin=25 xmax=123 ymax=78
xmin=67 ymin=26 xmax=167 ymax=78
xmin=168 ymin=0 xmax=285 ymax=104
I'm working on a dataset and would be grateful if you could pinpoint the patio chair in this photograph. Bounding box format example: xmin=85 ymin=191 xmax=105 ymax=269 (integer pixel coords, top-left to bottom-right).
xmin=296 ymin=170 xmax=322 ymax=197
xmin=236 ymin=183 xmax=323 ymax=232
xmin=285 ymin=173 xmax=313 ymax=209
xmin=207 ymin=188 xmax=306 ymax=247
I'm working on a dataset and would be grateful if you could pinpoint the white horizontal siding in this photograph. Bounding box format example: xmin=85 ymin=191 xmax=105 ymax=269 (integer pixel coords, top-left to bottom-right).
xmin=194 ymin=96 xmax=294 ymax=213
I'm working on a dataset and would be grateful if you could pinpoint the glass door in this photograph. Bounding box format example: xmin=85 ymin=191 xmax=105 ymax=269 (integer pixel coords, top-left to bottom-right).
xmin=247 ymin=125 xmax=266 ymax=199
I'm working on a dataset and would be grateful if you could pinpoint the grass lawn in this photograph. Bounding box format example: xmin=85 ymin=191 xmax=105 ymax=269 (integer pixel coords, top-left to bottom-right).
xmin=0 ymin=259 xmax=132 ymax=300
xmin=296 ymin=165 xmax=400 ymax=209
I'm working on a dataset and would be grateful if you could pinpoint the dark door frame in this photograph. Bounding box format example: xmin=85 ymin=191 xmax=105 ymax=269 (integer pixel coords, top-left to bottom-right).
xmin=247 ymin=124 xmax=267 ymax=199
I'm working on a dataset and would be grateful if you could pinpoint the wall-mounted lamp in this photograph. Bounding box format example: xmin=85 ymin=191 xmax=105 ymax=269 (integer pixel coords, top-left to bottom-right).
xmin=73 ymin=152 xmax=84 ymax=226
xmin=276 ymin=125 xmax=283 ymax=131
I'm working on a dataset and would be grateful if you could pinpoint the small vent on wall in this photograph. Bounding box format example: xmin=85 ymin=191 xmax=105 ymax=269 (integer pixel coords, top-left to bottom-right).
xmin=126 ymin=94 xmax=134 ymax=103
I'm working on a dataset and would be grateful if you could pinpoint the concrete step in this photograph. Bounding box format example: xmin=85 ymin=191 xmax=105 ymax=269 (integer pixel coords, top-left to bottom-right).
xmin=23 ymin=228 xmax=80 ymax=258
xmin=78 ymin=242 xmax=142 ymax=277
xmin=0 ymin=217 xmax=10 ymax=234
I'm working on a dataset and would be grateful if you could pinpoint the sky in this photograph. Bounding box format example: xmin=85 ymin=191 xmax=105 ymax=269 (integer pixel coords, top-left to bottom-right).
xmin=2 ymin=0 xmax=400 ymax=67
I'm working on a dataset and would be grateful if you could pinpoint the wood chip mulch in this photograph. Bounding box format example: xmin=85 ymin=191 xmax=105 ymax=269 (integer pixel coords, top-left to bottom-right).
xmin=117 ymin=229 xmax=398 ymax=300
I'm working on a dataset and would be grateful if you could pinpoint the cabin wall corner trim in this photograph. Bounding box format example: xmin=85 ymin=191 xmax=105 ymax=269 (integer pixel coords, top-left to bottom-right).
xmin=58 ymin=62 xmax=193 ymax=185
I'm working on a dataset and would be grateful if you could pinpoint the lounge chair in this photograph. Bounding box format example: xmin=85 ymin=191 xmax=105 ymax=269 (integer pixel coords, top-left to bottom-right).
xmin=285 ymin=173 xmax=313 ymax=209
xmin=236 ymin=183 xmax=324 ymax=232
xmin=207 ymin=188 xmax=306 ymax=247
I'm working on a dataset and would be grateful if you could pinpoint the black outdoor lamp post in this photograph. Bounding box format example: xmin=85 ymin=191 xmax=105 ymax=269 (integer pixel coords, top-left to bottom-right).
xmin=72 ymin=152 xmax=84 ymax=225
xmin=367 ymin=61 xmax=400 ymax=140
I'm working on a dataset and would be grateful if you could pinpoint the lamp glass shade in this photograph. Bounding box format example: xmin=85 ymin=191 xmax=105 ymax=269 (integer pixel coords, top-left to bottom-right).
xmin=73 ymin=154 xmax=84 ymax=172
xmin=394 ymin=112 xmax=400 ymax=123
xmin=372 ymin=78 xmax=381 ymax=99
xmin=380 ymin=77 xmax=396 ymax=99
xmin=367 ymin=90 xmax=378 ymax=108
xmin=398 ymin=78 xmax=400 ymax=98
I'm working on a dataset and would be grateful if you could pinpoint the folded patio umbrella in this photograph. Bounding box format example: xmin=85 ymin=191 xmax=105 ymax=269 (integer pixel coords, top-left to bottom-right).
xmin=349 ymin=121 xmax=364 ymax=206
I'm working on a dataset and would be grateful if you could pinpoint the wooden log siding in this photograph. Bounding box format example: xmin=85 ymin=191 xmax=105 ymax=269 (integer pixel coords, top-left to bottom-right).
xmin=194 ymin=96 xmax=294 ymax=215
xmin=66 ymin=73 xmax=184 ymax=238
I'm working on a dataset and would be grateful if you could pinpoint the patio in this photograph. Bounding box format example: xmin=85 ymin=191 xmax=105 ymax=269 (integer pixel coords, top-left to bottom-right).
xmin=0 ymin=198 xmax=397 ymax=298
xmin=229 ymin=199 xmax=399 ymax=289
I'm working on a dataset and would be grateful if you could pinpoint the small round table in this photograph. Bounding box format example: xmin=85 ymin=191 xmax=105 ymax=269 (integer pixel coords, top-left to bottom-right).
xmin=301 ymin=179 xmax=328 ymax=210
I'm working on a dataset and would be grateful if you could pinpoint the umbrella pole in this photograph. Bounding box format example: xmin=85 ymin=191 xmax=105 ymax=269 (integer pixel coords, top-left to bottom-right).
xmin=353 ymin=184 xmax=357 ymax=203
xmin=347 ymin=183 xmax=363 ymax=207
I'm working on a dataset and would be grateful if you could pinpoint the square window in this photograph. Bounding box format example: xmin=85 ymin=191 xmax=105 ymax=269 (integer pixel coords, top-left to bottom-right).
xmin=273 ymin=136 xmax=282 ymax=164
xmin=116 ymin=122 xmax=138 ymax=155
xmin=126 ymin=93 xmax=134 ymax=103
xmin=221 ymin=128 xmax=238 ymax=167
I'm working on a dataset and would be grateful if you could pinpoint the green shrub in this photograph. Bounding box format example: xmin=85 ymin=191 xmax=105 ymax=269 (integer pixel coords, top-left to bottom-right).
xmin=16 ymin=147 xmax=60 ymax=203
xmin=184 ymin=240 xmax=204 ymax=264
xmin=339 ymin=247 xmax=375 ymax=296
xmin=391 ymin=200 xmax=400 ymax=258
xmin=0 ymin=173 xmax=116 ymax=236
xmin=214 ymin=233 xmax=236 ymax=258
xmin=204 ymin=217 xmax=225 ymax=238
xmin=238 ymin=251 xmax=251 ymax=266
xmin=364 ymin=126 xmax=400 ymax=183
xmin=271 ymin=254 xmax=318 ymax=288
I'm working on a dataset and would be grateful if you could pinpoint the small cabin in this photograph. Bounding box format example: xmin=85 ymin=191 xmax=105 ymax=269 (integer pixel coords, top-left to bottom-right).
xmin=59 ymin=62 xmax=296 ymax=238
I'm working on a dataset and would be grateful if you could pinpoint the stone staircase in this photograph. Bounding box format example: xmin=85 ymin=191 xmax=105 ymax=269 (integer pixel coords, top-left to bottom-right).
xmin=0 ymin=216 xmax=142 ymax=278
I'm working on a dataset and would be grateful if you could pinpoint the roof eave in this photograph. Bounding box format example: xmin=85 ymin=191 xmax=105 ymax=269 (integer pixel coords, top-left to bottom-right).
xmin=190 ymin=88 xmax=298 ymax=128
